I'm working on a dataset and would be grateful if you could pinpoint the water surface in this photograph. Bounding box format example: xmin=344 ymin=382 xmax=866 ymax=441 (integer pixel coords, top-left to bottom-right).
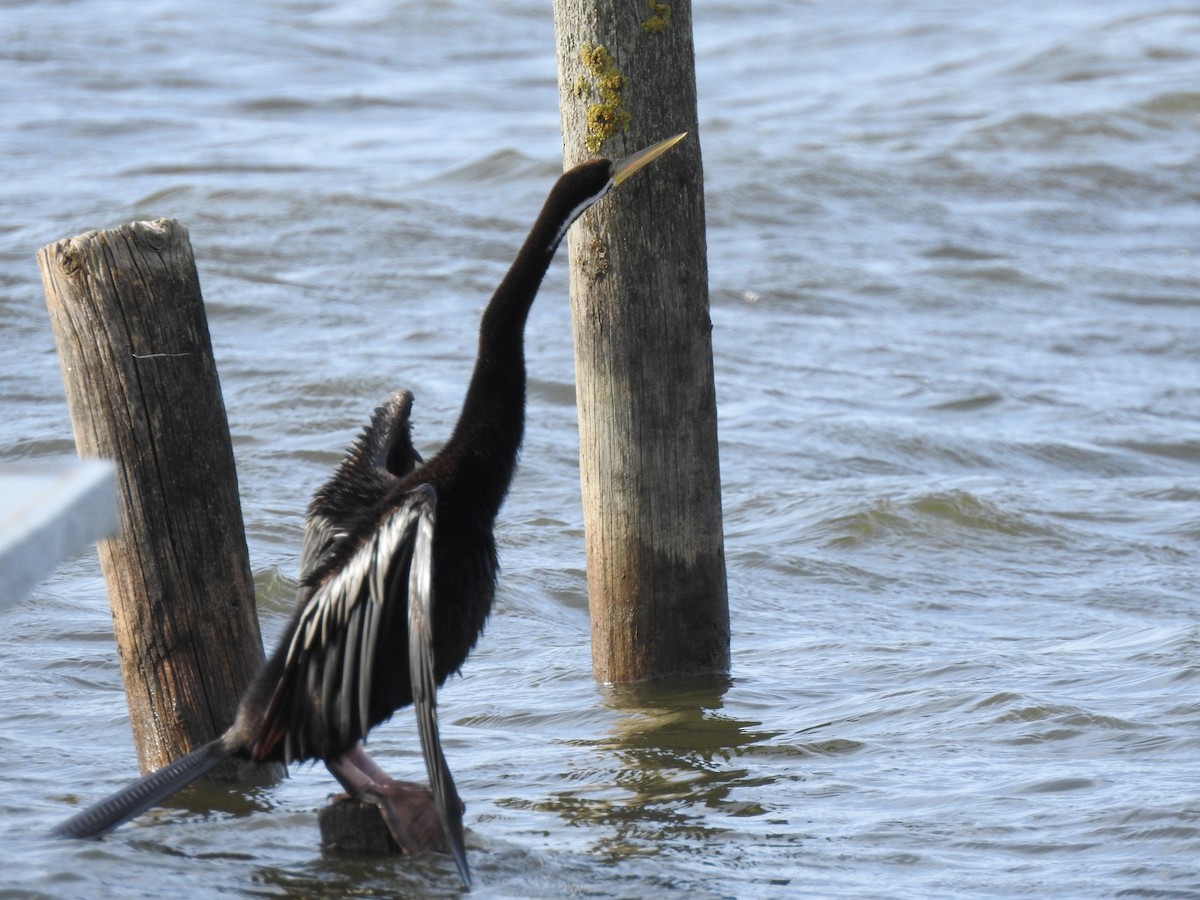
xmin=1 ymin=1 xmax=1198 ymax=897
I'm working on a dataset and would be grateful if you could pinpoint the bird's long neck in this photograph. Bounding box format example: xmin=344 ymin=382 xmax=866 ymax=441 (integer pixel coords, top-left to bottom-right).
xmin=436 ymin=196 xmax=568 ymax=519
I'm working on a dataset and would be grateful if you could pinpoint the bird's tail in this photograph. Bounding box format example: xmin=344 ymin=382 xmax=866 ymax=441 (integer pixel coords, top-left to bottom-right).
xmin=51 ymin=737 xmax=230 ymax=839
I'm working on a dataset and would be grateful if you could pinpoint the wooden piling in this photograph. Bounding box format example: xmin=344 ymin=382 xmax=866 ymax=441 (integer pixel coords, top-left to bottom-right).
xmin=553 ymin=0 xmax=730 ymax=682
xmin=39 ymin=218 xmax=266 ymax=775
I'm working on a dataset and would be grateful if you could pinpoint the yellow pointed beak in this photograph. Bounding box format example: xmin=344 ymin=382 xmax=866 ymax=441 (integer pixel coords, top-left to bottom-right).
xmin=611 ymin=132 xmax=688 ymax=185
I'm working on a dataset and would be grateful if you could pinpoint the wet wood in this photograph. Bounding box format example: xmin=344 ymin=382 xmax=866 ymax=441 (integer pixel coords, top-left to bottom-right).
xmin=553 ymin=0 xmax=730 ymax=682
xmin=39 ymin=218 xmax=267 ymax=776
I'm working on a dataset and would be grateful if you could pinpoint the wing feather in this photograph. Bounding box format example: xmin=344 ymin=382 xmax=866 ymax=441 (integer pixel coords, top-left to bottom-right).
xmin=407 ymin=486 xmax=471 ymax=887
xmin=261 ymin=488 xmax=428 ymax=762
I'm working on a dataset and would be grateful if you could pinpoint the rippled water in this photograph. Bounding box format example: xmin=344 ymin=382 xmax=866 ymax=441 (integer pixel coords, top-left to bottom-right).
xmin=2 ymin=1 xmax=1199 ymax=897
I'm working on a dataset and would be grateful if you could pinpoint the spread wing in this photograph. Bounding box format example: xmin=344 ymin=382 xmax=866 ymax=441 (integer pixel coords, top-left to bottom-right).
xmin=257 ymin=481 xmax=469 ymax=882
xmin=257 ymin=485 xmax=433 ymax=763
xmin=301 ymin=390 xmax=422 ymax=580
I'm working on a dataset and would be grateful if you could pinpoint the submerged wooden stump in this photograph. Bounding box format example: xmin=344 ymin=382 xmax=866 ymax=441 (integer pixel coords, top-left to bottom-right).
xmin=39 ymin=218 xmax=267 ymax=776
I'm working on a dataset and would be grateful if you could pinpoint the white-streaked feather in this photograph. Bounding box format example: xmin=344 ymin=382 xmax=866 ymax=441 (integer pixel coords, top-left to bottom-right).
xmin=274 ymin=490 xmax=428 ymax=760
xmin=407 ymin=487 xmax=470 ymax=886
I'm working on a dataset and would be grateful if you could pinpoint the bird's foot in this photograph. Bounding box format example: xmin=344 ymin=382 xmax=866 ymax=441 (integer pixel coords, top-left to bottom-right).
xmin=360 ymin=780 xmax=445 ymax=854
xmin=326 ymin=749 xmax=448 ymax=855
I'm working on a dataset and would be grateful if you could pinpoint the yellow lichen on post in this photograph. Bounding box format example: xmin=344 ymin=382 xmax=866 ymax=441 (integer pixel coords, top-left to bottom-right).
xmin=579 ymin=44 xmax=630 ymax=153
xmin=641 ymin=0 xmax=671 ymax=33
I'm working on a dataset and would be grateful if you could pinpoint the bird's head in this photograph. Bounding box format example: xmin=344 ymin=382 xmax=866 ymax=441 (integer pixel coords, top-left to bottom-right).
xmin=547 ymin=132 xmax=688 ymax=251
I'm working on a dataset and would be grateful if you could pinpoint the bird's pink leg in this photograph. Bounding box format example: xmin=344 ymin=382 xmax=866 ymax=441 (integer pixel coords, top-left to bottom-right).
xmin=344 ymin=744 xmax=395 ymax=786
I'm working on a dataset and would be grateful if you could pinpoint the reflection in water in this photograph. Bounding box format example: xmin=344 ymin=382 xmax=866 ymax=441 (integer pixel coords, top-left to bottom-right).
xmin=250 ymin=851 xmax=461 ymax=900
xmin=535 ymin=676 xmax=783 ymax=862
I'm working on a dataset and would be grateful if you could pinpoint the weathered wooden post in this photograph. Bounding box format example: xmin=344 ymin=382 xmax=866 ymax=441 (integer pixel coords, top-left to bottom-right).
xmin=553 ymin=0 xmax=730 ymax=682
xmin=39 ymin=218 xmax=266 ymax=776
